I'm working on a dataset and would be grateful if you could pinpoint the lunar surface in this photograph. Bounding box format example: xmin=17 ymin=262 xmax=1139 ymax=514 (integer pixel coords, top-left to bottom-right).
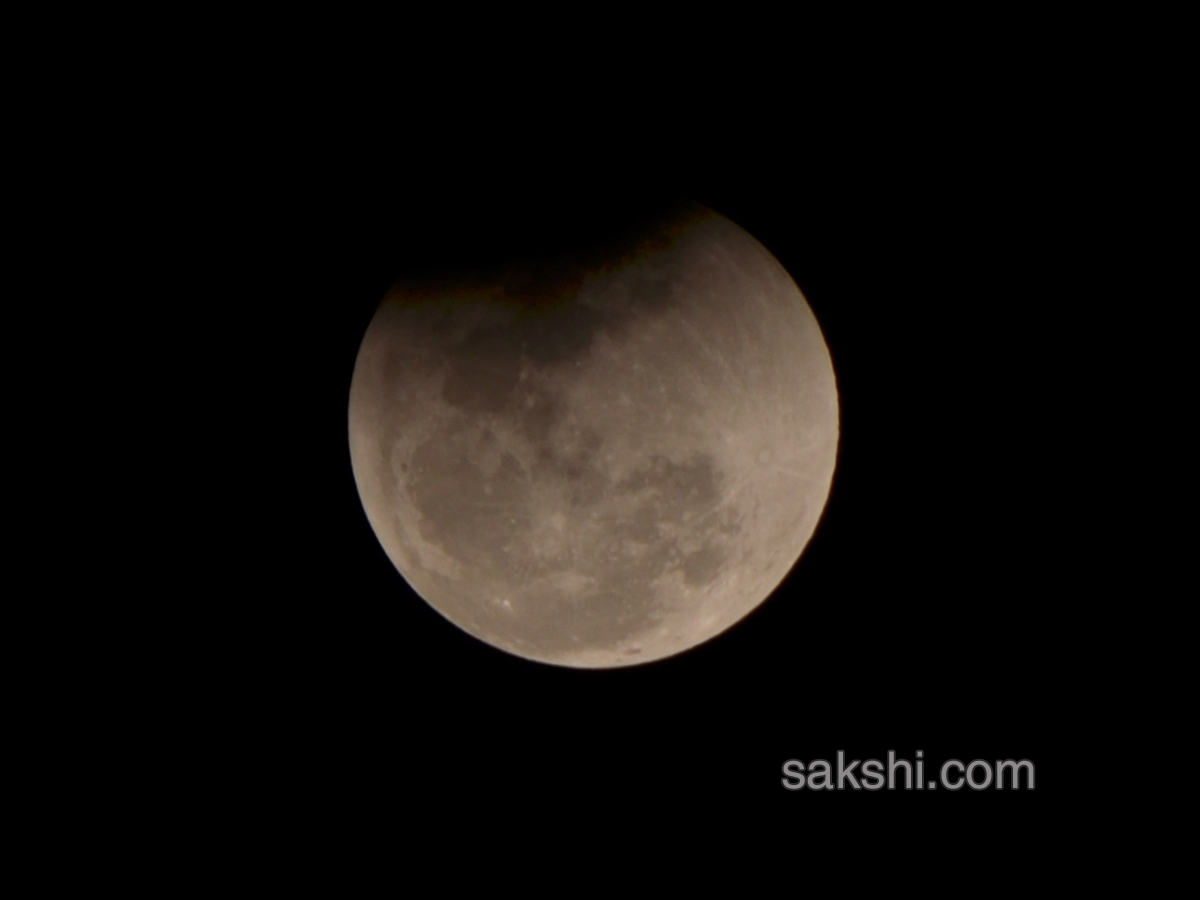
xmin=348 ymin=202 xmax=838 ymax=667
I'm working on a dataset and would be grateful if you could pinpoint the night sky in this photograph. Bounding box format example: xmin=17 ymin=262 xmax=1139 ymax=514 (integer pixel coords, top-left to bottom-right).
xmin=195 ymin=135 xmax=1075 ymax=829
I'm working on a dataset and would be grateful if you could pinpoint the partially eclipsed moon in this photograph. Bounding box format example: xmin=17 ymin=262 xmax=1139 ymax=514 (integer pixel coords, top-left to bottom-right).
xmin=348 ymin=202 xmax=838 ymax=667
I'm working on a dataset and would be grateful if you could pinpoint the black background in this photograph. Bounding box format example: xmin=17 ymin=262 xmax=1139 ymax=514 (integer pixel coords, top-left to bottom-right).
xmin=195 ymin=116 xmax=1084 ymax=830
xmin=24 ymin=13 xmax=1162 ymax=872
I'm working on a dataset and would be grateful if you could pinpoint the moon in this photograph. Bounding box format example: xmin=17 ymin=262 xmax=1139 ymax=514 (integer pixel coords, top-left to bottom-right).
xmin=348 ymin=201 xmax=838 ymax=667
